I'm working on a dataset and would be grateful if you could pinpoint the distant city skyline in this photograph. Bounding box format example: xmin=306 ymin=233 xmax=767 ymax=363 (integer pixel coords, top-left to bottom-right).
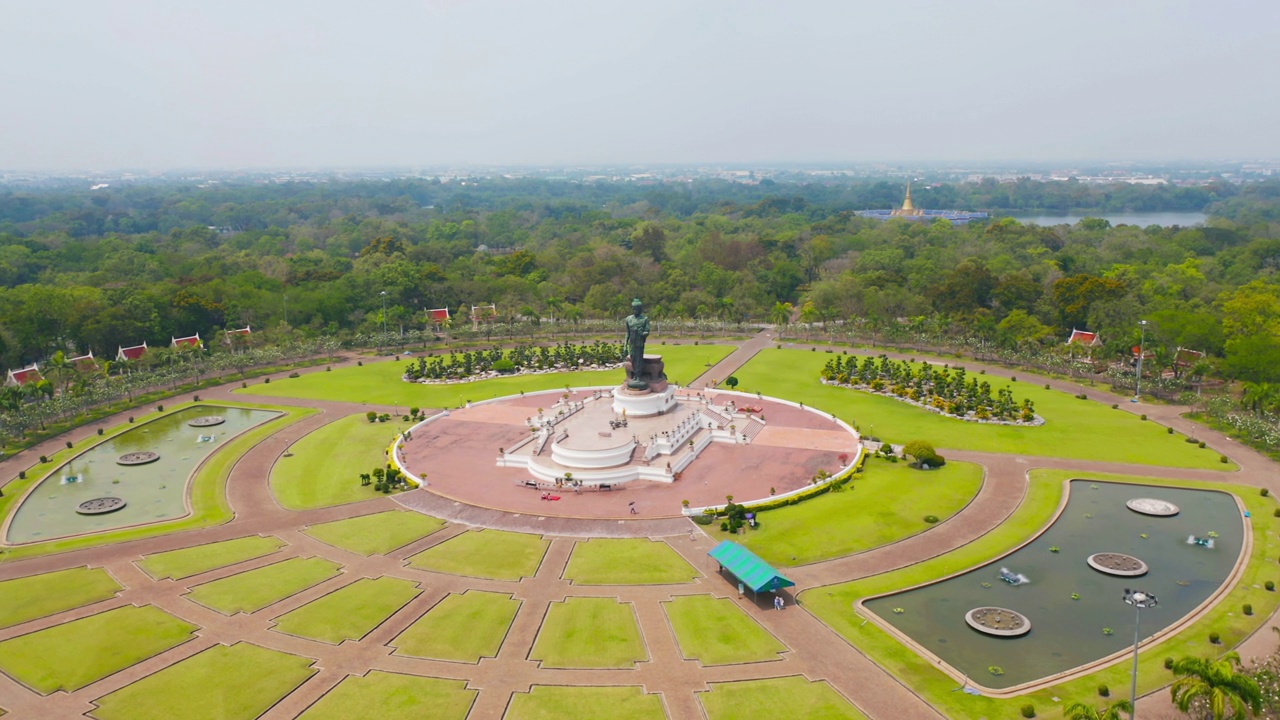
xmin=1 ymin=0 xmax=1277 ymax=171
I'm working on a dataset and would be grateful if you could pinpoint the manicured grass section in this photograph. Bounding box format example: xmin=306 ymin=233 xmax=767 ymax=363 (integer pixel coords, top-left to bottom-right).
xmin=186 ymin=557 xmax=343 ymax=615
xmin=391 ymin=590 xmax=520 ymax=663
xmin=91 ymin=643 xmax=316 ymax=720
xmin=298 ymin=671 xmax=476 ymax=720
xmin=709 ymin=457 xmax=983 ymax=566
xmin=272 ymin=577 xmax=421 ymax=644
xmin=800 ymin=470 xmax=1280 ymax=719
xmin=406 ymin=529 xmax=548 ymax=580
xmin=271 ymin=413 xmax=413 ymax=510
xmin=664 ymin=595 xmax=786 ymax=665
xmin=303 ymin=510 xmax=445 ymax=556
xmin=507 ymin=685 xmax=667 ymax=720
xmin=0 ymin=567 xmax=121 ymax=629
xmin=734 ymin=348 xmax=1231 ymax=469
xmin=1 ymin=401 xmax=316 ymax=562
xmin=700 ymin=676 xmax=866 ymax=720
xmin=563 ymin=538 xmax=700 ymax=585
xmin=235 ymin=344 xmax=733 ymax=406
xmin=529 ymin=597 xmax=647 ymax=669
xmin=0 ymin=605 xmax=198 ymax=694
xmin=137 ymin=535 xmax=286 ymax=580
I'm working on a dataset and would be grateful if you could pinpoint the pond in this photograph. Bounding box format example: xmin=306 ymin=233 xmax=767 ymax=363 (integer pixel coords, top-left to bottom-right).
xmin=863 ymin=480 xmax=1244 ymax=689
xmin=6 ymin=406 xmax=280 ymax=544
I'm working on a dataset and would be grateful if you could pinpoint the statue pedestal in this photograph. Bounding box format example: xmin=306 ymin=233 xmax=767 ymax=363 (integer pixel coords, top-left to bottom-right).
xmin=612 ymin=384 xmax=677 ymax=418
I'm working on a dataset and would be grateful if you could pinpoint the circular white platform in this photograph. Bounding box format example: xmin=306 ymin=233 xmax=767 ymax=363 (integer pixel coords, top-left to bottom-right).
xmin=612 ymin=384 xmax=677 ymax=417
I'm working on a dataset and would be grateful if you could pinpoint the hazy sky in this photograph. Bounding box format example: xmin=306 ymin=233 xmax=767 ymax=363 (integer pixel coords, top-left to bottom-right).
xmin=1 ymin=0 xmax=1277 ymax=169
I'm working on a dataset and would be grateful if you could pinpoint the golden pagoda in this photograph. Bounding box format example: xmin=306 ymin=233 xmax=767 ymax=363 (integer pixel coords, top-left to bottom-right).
xmin=890 ymin=182 xmax=924 ymax=217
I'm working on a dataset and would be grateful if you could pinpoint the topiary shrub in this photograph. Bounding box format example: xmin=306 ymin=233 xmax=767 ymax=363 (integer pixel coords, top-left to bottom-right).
xmin=1164 ymin=657 xmax=1175 ymax=670
xmin=1020 ymin=704 xmax=1036 ymax=718
xmin=1209 ymin=631 xmax=1220 ymax=644
xmin=97 ymin=428 xmax=104 ymax=435
xmin=367 ymin=411 xmax=378 ymax=423
xmin=1011 ymin=376 xmax=1017 ymax=382
xmin=156 ymin=404 xmax=163 ymax=412
xmin=358 ymin=360 xmax=363 ymax=366
xmin=39 ymin=455 xmax=48 ymax=464
xmin=1263 ymin=488 xmax=1271 ymax=497
xmin=924 ymin=515 xmax=939 ymax=523
xmin=1140 ymin=414 xmax=1147 ymax=421
xmin=903 ymin=440 xmax=945 ymax=468
xmin=1045 ymin=383 xmax=1051 ymax=389
xmin=288 ymin=371 xmax=300 ymax=378
xmin=1266 ymin=581 xmax=1275 ymax=591
xmin=1098 ymin=683 xmax=1110 ymax=697
xmin=1244 ymin=603 xmax=1254 ymax=615
xmin=65 ymin=440 xmax=72 ymax=449
xmin=493 ymin=359 xmax=516 ymax=374
xmin=326 ymin=366 xmax=331 ymax=371
xmin=193 ymin=395 xmax=200 ymax=402
xmin=128 ymin=416 xmax=134 ymax=423
xmin=242 ymin=382 xmax=247 ymax=388
xmin=1198 ymin=440 xmax=1206 ymax=448
xmin=1168 ymin=426 xmax=1175 ymax=434
xmin=18 ymin=470 xmax=26 ymax=480
xmin=1113 ymin=404 xmax=1119 ymax=409
xmin=1222 ymin=455 xmax=1230 ymax=464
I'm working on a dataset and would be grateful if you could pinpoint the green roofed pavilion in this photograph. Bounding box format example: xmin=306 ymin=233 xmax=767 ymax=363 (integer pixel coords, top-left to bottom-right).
xmin=708 ymin=540 xmax=795 ymax=596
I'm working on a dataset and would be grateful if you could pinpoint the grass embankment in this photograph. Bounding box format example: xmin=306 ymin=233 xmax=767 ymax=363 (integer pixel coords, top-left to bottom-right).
xmin=506 ymin=686 xmax=667 ymax=720
xmin=186 ymin=557 xmax=343 ymax=615
xmin=137 ymin=535 xmax=286 ymax=580
xmin=699 ymin=676 xmax=866 ymax=720
xmin=1 ymin=401 xmax=316 ymax=561
xmin=708 ymin=457 xmax=983 ymax=566
xmin=270 ymin=413 xmax=413 ymax=510
xmin=91 ymin=643 xmax=317 ymax=720
xmin=735 ymin=348 xmax=1233 ymax=470
xmin=272 ymin=577 xmax=421 ymax=644
xmin=664 ymin=595 xmax=786 ymax=666
xmin=407 ymin=529 xmax=548 ymax=581
xmin=303 ymin=510 xmax=445 ymax=556
xmin=0 ymin=605 xmax=197 ymax=694
xmin=391 ymin=590 xmax=520 ymax=663
xmin=297 ymin=672 xmax=477 ymax=720
xmin=0 ymin=567 xmax=121 ymax=628
xmin=563 ymin=538 xmax=699 ymax=585
xmin=234 ymin=344 xmax=734 ymax=406
xmin=800 ymin=470 xmax=1280 ymax=718
xmin=530 ymin=597 xmax=647 ymax=669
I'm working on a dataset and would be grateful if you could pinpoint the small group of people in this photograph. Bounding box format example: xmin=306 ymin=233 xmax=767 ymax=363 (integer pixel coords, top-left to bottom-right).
xmin=773 ymin=594 xmax=786 ymax=611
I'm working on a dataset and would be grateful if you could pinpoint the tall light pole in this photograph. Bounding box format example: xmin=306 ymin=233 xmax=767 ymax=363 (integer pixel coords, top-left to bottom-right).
xmin=1134 ymin=319 xmax=1149 ymax=402
xmin=380 ymin=291 xmax=389 ymax=353
xmin=1123 ymin=588 xmax=1157 ymax=720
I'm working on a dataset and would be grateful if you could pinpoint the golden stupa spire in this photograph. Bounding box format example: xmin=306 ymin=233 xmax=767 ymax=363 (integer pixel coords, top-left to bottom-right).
xmin=901 ymin=181 xmax=915 ymax=211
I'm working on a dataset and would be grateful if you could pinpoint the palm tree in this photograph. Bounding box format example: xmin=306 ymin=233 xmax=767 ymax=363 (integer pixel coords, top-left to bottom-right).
xmin=1063 ymin=698 xmax=1132 ymax=720
xmin=45 ymin=351 xmax=74 ymax=397
xmin=1170 ymin=652 xmax=1262 ymax=720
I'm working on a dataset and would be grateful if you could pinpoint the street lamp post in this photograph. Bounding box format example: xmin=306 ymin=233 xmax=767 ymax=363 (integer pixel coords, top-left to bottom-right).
xmin=380 ymin=291 xmax=389 ymax=353
xmin=1134 ymin=320 xmax=1149 ymax=402
xmin=1123 ymin=588 xmax=1157 ymax=720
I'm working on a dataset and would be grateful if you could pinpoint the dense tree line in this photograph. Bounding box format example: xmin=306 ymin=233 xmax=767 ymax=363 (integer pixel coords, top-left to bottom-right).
xmin=0 ymin=177 xmax=1277 ymax=392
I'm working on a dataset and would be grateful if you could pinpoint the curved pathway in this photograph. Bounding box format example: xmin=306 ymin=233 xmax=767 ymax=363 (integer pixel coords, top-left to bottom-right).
xmin=0 ymin=338 xmax=1278 ymax=720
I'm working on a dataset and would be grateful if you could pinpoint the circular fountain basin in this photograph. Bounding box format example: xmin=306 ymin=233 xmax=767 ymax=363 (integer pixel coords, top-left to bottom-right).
xmin=1087 ymin=552 xmax=1148 ymax=577
xmin=76 ymin=497 xmax=127 ymax=515
xmin=188 ymin=416 xmax=226 ymax=427
xmin=965 ymin=607 xmax=1031 ymax=637
xmin=117 ymin=451 xmax=160 ymax=466
xmin=1126 ymin=498 xmax=1179 ymax=516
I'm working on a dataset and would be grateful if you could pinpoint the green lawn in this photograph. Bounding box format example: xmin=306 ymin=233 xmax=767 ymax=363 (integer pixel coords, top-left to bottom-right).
xmin=303 ymin=510 xmax=445 ymax=556
xmin=272 ymin=577 xmax=421 ymax=644
xmin=529 ymin=597 xmax=647 ymax=669
xmin=506 ymin=685 xmax=667 ymax=720
xmin=563 ymin=538 xmax=700 ymax=585
xmin=799 ymin=470 xmax=1280 ymax=719
xmin=391 ymin=590 xmax=520 ymax=663
xmin=271 ymin=413 xmax=413 ymax=510
xmin=0 ymin=567 xmax=121 ymax=628
xmin=297 ymin=671 xmax=476 ymax=720
xmin=137 ymin=535 xmax=286 ymax=580
xmin=0 ymin=605 xmax=197 ymax=694
xmin=91 ymin=643 xmax=316 ymax=720
xmin=709 ymin=457 xmax=984 ymax=566
xmin=663 ymin=595 xmax=786 ymax=665
xmin=235 ymin=344 xmax=733 ymax=406
xmin=699 ymin=676 xmax=866 ymax=720
xmin=186 ymin=557 xmax=343 ymax=615
xmin=406 ymin=529 xmax=548 ymax=580
xmin=734 ymin=348 xmax=1232 ymax=470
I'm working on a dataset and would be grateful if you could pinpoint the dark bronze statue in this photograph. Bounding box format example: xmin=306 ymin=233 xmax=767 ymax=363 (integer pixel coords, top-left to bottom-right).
xmin=624 ymin=298 xmax=650 ymax=390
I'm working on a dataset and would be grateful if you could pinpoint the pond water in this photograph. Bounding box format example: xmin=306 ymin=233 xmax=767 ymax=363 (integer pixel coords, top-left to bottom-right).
xmin=6 ymin=406 xmax=280 ymax=543
xmin=1009 ymin=211 xmax=1207 ymax=227
xmin=864 ymin=480 xmax=1244 ymax=689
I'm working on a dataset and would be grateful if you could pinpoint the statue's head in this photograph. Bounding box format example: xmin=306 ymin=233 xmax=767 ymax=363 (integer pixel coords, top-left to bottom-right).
xmin=631 ymin=298 xmax=643 ymax=312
